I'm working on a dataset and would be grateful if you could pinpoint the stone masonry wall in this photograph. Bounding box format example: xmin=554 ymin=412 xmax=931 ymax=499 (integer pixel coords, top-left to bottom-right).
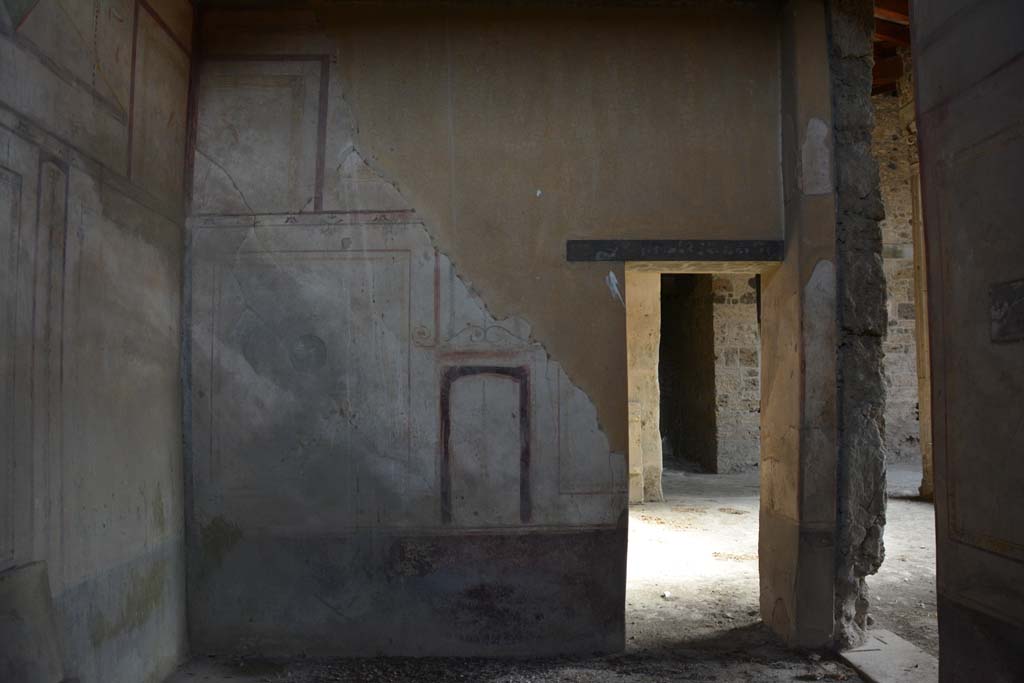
xmin=873 ymin=93 xmax=921 ymax=462
xmin=712 ymin=275 xmax=761 ymax=472
xmin=829 ymin=0 xmax=889 ymax=649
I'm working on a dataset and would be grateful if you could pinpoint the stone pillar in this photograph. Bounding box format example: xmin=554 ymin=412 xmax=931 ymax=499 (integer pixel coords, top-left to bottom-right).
xmin=910 ymin=167 xmax=933 ymax=500
xmin=898 ymin=49 xmax=934 ymax=500
xmin=625 ymin=267 xmax=663 ymax=503
xmin=829 ymin=0 xmax=888 ymax=649
xmin=759 ymin=0 xmax=841 ymax=648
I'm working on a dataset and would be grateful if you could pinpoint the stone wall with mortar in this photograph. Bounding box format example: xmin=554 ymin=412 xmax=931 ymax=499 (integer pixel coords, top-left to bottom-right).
xmin=0 ymin=1 xmax=192 ymax=681
xmin=712 ymin=275 xmax=761 ymax=472
xmin=872 ymin=92 xmax=921 ymax=462
xmin=829 ymin=0 xmax=888 ymax=649
xmin=186 ymin=3 xmax=784 ymax=655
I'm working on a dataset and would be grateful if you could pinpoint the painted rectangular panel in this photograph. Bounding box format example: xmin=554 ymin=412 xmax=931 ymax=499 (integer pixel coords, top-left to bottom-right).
xmin=914 ymin=0 xmax=1024 ymax=116
xmin=15 ymin=0 xmax=134 ymax=117
xmin=438 ymin=255 xmax=532 ymax=350
xmin=0 ymin=166 xmax=21 ymax=566
xmin=130 ymin=7 xmax=191 ymax=202
xmin=35 ymin=159 xmax=68 ymax=582
xmin=914 ymin=0 xmax=1024 ymax=667
xmin=0 ymin=40 xmax=128 ymax=172
xmin=186 ymin=219 xmax=624 ymax=656
xmin=193 ymin=60 xmax=323 ymax=214
xmin=449 ymin=373 xmax=522 ymax=526
xmin=941 ymin=128 xmax=1024 ymax=560
xmin=211 ymin=251 xmax=410 ymax=529
xmin=557 ymin=368 xmax=614 ymax=494
xmin=56 ymin=167 xmax=183 ymax=587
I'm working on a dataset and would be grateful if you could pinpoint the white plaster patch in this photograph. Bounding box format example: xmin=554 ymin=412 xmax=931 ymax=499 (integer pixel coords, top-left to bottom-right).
xmin=801 ymin=118 xmax=833 ymax=196
xmin=803 ymin=259 xmax=836 ymax=456
xmin=605 ymin=271 xmax=624 ymax=306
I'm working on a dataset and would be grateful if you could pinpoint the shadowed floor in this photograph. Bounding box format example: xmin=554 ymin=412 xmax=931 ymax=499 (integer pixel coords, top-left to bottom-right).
xmin=867 ymin=461 xmax=939 ymax=656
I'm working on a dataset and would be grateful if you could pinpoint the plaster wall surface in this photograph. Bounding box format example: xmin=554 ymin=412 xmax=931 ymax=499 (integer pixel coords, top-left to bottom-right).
xmin=626 ymin=268 xmax=663 ymax=502
xmin=912 ymin=0 xmax=1024 ymax=678
xmin=0 ymin=1 xmax=192 ymax=681
xmin=758 ymin=0 xmax=841 ymax=649
xmin=187 ymin=4 xmax=783 ymax=655
xmin=196 ymin=2 xmax=783 ymax=456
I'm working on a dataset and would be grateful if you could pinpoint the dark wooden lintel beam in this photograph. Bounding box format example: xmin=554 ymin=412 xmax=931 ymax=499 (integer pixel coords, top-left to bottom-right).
xmin=565 ymin=239 xmax=784 ymax=262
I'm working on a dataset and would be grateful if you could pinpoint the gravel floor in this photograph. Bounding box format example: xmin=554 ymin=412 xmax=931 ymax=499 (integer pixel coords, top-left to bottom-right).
xmin=169 ymin=464 xmax=936 ymax=682
xmin=867 ymin=461 xmax=939 ymax=656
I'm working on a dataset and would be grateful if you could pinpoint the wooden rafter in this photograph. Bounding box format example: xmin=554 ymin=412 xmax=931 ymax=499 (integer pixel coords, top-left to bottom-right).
xmin=874 ymin=0 xmax=910 ymax=25
xmin=874 ymin=18 xmax=911 ymax=46
xmin=872 ymin=0 xmax=909 ymax=92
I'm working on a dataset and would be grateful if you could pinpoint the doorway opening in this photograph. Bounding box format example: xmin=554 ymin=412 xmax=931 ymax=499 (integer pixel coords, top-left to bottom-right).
xmin=625 ymin=268 xmax=768 ymax=652
xmin=660 ymin=274 xmax=761 ymax=475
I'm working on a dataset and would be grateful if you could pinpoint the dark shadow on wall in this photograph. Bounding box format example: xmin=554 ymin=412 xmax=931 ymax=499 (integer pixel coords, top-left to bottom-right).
xmin=659 ymin=274 xmax=717 ymax=472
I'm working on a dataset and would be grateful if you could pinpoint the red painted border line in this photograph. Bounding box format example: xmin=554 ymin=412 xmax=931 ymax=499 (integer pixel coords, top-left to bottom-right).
xmin=203 ymin=53 xmax=329 ymax=63
xmin=314 ymin=56 xmax=329 ymax=211
xmin=10 ymin=33 xmax=126 ymax=122
xmin=14 ymin=0 xmax=43 ymax=31
xmin=183 ymin=3 xmax=202 ymax=215
xmin=433 ymin=252 xmax=441 ymax=346
xmin=194 ymin=209 xmax=417 ymax=217
xmin=125 ymin=0 xmax=140 ymax=179
xmin=440 ymin=365 xmax=532 ymax=525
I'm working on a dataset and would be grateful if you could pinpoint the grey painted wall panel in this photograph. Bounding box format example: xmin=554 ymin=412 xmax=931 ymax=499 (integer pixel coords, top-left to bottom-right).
xmin=0 ymin=165 xmax=20 ymax=568
xmin=0 ymin=0 xmax=192 ymax=680
xmin=913 ymin=0 xmax=1024 ymax=677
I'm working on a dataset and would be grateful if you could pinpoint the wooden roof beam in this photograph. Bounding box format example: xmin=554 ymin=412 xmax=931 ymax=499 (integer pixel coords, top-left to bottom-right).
xmin=874 ymin=0 xmax=910 ymax=25
xmin=874 ymin=18 xmax=911 ymax=46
